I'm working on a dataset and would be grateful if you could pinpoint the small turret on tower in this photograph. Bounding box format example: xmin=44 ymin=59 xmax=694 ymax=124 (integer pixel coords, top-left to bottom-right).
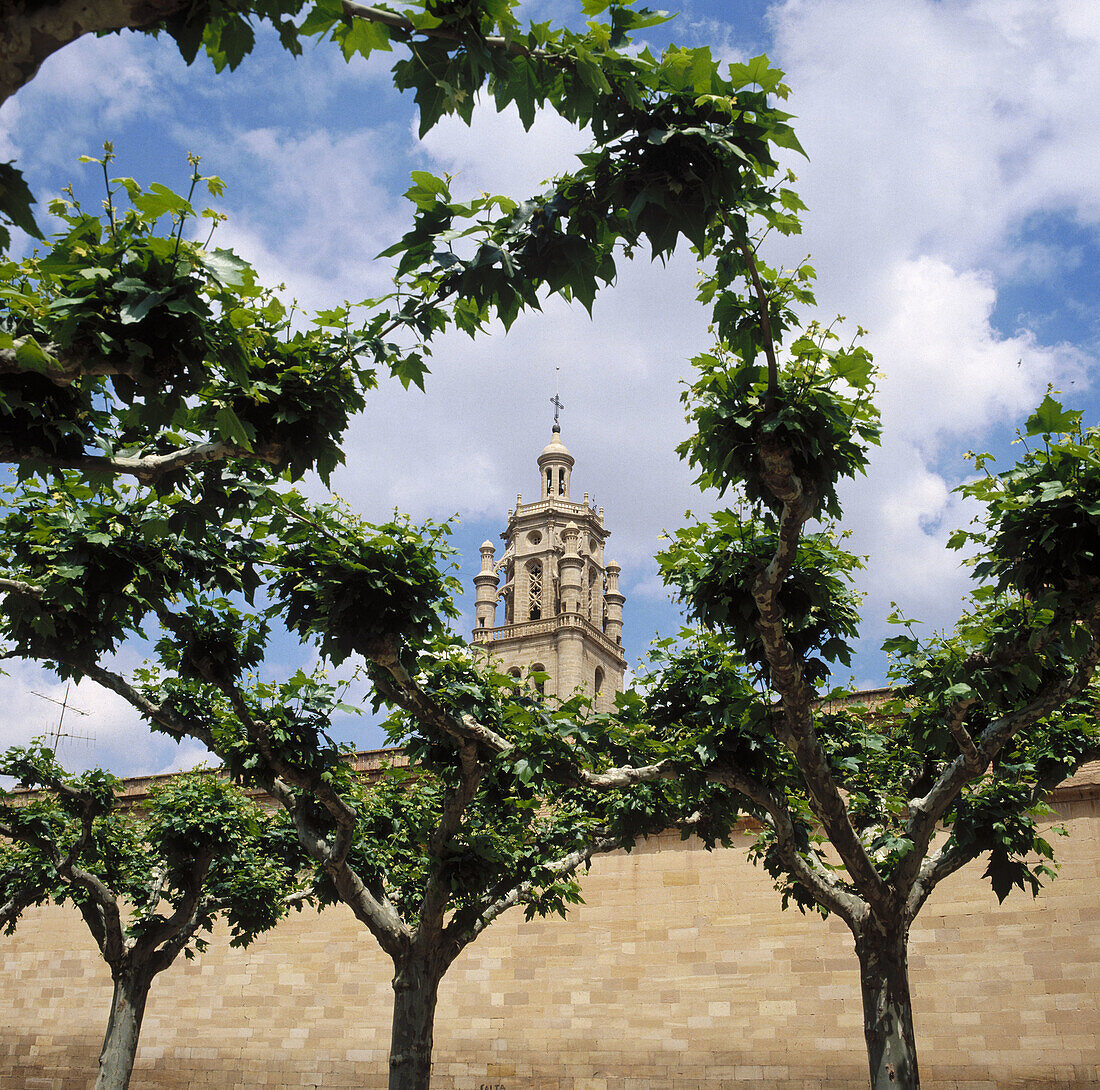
xmin=604 ymin=561 xmax=625 ymax=646
xmin=559 ymin=522 xmax=584 ymax=613
xmin=473 ymin=540 xmax=499 ymax=630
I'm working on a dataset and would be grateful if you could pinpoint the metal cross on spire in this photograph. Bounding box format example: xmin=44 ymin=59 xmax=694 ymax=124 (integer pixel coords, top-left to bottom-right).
xmin=550 ymin=367 xmax=565 ymax=427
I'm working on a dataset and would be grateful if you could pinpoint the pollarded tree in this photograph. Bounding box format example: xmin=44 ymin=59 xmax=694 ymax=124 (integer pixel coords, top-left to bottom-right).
xmin=0 ymin=480 xmax=679 ymax=1090
xmin=652 ymin=311 xmax=1100 ymax=1089
xmin=0 ymin=744 xmax=300 ymax=1090
xmin=231 ymin=667 xmax=637 ymax=1090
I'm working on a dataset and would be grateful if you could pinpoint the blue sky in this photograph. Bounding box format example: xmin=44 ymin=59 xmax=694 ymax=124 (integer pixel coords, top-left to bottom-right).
xmin=2 ymin=0 xmax=1099 ymax=773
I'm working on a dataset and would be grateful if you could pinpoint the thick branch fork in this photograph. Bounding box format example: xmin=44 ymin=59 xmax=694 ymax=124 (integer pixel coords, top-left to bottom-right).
xmin=749 ymin=445 xmax=890 ymax=913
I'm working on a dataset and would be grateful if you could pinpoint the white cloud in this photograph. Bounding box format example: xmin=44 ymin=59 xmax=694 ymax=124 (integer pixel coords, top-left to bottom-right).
xmin=417 ymin=102 xmax=592 ymax=198
xmin=868 ymin=256 xmax=1058 ymax=449
xmin=0 ymin=33 xmax=180 ymax=177
xmin=210 ymin=123 xmax=414 ymax=307
xmin=773 ymin=0 xmax=1100 ymax=270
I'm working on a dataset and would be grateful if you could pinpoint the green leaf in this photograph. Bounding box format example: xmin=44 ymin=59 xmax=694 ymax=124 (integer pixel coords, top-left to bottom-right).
xmin=0 ymin=161 xmax=43 ymax=246
xmin=198 ymin=248 xmax=253 ymax=290
xmin=12 ymin=336 xmax=54 ymax=372
xmin=1025 ymin=394 xmax=1081 ymax=437
xmin=298 ymin=0 xmax=344 ymax=37
xmin=214 ymin=406 xmax=254 ymax=449
xmin=337 ymin=16 xmax=392 ymax=59
xmin=119 ymin=289 xmax=171 ymax=325
xmin=132 ymin=182 xmax=194 ymax=221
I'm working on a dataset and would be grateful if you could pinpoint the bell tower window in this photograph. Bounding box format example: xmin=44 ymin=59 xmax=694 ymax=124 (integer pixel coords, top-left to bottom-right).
xmin=528 ymin=560 xmax=543 ymax=620
xmin=546 ymin=468 xmax=553 ymax=497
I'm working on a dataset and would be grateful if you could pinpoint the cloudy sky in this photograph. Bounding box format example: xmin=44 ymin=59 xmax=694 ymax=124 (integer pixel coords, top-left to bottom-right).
xmin=2 ymin=0 xmax=1098 ymax=774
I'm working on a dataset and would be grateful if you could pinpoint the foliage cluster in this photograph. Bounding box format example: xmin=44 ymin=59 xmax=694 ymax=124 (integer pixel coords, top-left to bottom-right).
xmin=1 ymin=153 xmax=372 ymax=487
xmin=0 ymin=745 xmax=294 ymax=952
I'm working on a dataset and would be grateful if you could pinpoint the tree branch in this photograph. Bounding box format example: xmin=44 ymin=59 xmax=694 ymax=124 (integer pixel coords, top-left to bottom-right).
xmin=904 ymin=606 xmax=1100 ymax=878
xmin=370 ymin=642 xmax=678 ymax=791
xmin=906 ymin=735 xmax=1100 ymax=919
xmin=146 ymin=893 xmax=219 ymax=976
xmin=738 ymin=241 xmax=781 ymax=401
xmin=0 ymin=576 xmax=43 ymax=600
xmin=134 ymin=848 xmax=213 ymax=960
xmin=342 ymin=2 xmax=543 ymax=58
xmin=169 ymin=649 xmax=412 ymax=958
xmin=944 ymin=696 xmax=981 ymax=771
xmin=74 ymin=659 xmax=219 ymax=752
xmin=706 ymin=759 xmax=867 ymax=926
xmin=748 ymin=456 xmax=890 ymax=914
xmin=369 ymin=643 xmax=513 ymax=755
xmin=0 ymin=340 xmax=126 ymax=385
xmin=136 ymin=849 xmax=216 ymax=975
xmin=329 ymin=859 xmax=411 ymax=960
xmin=417 ymin=739 xmax=485 ymax=937
xmin=0 ymin=881 xmax=43 ymax=932
xmin=1 ymin=786 xmax=123 ymax=958
xmin=0 ymin=440 xmax=274 ymax=482
xmin=450 ymin=828 xmax=624 ymax=949
xmin=1 ymin=0 xmax=192 ymax=106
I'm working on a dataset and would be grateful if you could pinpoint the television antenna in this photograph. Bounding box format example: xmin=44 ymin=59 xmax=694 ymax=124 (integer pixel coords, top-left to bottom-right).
xmin=29 ymin=684 xmax=95 ymax=749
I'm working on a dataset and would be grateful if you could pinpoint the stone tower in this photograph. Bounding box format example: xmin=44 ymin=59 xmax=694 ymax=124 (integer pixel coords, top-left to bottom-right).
xmin=471 ymin=424 xmax=627 ymax=711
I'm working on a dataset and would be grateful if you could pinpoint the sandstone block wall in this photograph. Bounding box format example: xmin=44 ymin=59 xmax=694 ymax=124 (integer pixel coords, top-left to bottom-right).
xmin=2 ymin=794 xmax=1097 ymax=1089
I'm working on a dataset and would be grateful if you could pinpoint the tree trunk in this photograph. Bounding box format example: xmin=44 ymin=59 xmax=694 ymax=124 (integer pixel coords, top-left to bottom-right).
xmin=855 ymin=923 xmax=920 ymax=1090
xmin=94 ymin=968 xmax=153 ymax=1090
xmin=388 ymin=955 xmax=444 ymax=1090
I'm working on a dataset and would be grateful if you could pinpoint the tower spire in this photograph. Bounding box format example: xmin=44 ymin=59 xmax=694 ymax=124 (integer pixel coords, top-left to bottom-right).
xmin=550 ymin=366 xmax=564 ymax=431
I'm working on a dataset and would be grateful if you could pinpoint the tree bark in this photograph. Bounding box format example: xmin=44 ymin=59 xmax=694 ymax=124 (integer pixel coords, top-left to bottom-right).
xmin=388 ymin=955 xmax=444 ymax=1090
xmin=855 ymin=923 xmax=920 ymax=1090
xmin=94 ymin=967 xmax=153 ymax=1090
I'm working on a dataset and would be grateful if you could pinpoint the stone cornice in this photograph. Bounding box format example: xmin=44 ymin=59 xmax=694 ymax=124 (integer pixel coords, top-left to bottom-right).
xmin=473 ymin=611 xmax=627 ymax=664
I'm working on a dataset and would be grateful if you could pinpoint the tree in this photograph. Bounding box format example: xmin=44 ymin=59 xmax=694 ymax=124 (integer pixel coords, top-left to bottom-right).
xmin=1 ymin=148 xmax=378 ymax=491
xmin=229 ymin=664 xmax=639 ymax=1090
xmin=0 ymin=744 xmax=299 ymax=1090
xmin=0 ymin=475 xmax=687 ymax=1090
xmin=648 ymin=316 xmax=1100 ymax=1089
xmin=1 ymin=15 xmax=809 ymax=1080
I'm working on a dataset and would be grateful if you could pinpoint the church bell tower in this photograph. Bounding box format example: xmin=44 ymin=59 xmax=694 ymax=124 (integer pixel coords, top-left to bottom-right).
xmin=471 ymin=423 xmax=627 ymax=711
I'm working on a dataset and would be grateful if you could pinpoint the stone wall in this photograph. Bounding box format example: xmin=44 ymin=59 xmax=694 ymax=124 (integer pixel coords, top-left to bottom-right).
xmin=3 ymin=784 xmax=1097 ymax=1089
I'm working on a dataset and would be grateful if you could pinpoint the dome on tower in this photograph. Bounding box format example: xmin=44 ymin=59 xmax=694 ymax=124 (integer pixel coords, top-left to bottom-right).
xmin=538 ymin=426 xmax=574 ymax=466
